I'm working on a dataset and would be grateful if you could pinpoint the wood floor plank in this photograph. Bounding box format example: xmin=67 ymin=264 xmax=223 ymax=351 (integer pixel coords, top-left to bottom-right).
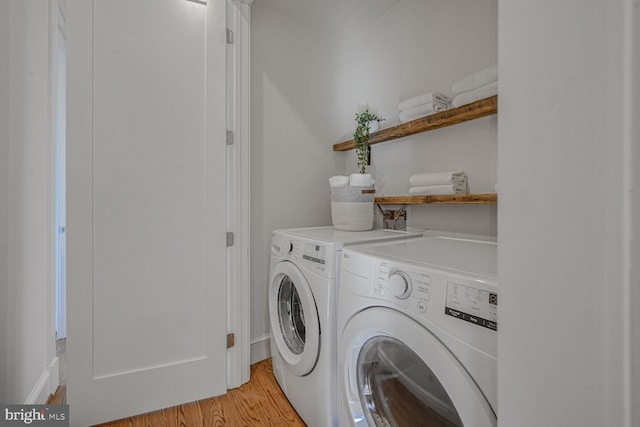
xmin=91 ymin=359 xmax=305 ymax=426
xmin=98 ymin=407 xmax=177 ymax=427
xmin=251 ymin=362 xmax=305 ymax=426
xmin=47 ymin=385 xmax=67 ymax=405
xmin=178 ymin=398 xmax=227 ymax=427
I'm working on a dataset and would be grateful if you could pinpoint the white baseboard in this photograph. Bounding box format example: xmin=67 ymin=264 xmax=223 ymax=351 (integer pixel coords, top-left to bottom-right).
xmin=24 ymin=356 xmax=59 ymax=404
xmin=250 ymin=334 xmax=271 ymax=365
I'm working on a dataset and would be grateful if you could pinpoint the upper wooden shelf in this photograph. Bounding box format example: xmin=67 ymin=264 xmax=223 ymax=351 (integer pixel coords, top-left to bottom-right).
xmin=333 ymin=95 xmax=497 ymax=151
xmin=375 ymin=193 xmax=497 ymax=205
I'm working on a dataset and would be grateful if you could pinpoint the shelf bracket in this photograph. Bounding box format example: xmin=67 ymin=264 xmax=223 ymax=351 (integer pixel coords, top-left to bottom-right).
xmin=377 ymin=203 xmax=406 ymax=216
xmin=376 ymin=203 xmax=407 ymax=230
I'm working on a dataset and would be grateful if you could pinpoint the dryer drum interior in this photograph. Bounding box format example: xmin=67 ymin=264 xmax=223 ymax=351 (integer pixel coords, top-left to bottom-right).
xmin=277 ymin=275 xmax=306 ymax=355
xmin=357 ymin=336 xmax=463 ymax=427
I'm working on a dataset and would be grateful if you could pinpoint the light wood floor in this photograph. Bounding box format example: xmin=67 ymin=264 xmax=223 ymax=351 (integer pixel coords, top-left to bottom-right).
xmin=49 ymin=359 xmax=306 ymax=426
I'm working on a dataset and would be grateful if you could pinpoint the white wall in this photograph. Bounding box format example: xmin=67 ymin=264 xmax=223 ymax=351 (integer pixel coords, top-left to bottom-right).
xmin=250 ymin=2 xmax=345 ymax=353
xmin=498 ymin=0 xmax=631 ymax=425
xmin=0 ymin=0 xmax=58 ymax=404
xmin=250 ymin=0 xmax=497 ymax=358
xmin=335 ymin=0 xmax=498 ymax=235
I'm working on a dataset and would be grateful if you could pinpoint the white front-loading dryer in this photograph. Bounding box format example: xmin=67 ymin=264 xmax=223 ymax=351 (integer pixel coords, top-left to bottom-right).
xmin=338 ymin=232 xmax=498 ymax=427
xmin=268 ymin=227 xmax=423 ymax=427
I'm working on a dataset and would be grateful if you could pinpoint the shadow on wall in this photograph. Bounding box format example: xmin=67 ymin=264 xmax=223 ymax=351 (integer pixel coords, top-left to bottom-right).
xmin=250 ymin=1 xmax=346 ymax=227
xmin=249 ymin=2 xmax=346 ymax=347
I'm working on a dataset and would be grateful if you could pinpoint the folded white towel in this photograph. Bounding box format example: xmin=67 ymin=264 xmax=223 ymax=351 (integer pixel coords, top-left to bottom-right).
xmin=403 ymin=103 xmax=444 ymax=116
xmin=451 ymin=65 xmax=498 ymax=95
xmin=433 ymin=101 xmax=449 ymax=112
xmin=409 ymin=183 xmax=467 ymax=196
xmin=350 ymin=173 xmax=373 ymax=187
xmin=329 ymin=175 xmax=349 ymax=188
xmin=451 ymin=81 xmax=498 ymax=108
xmin=399 ymin=104 xmax=436 ymax=123
xmin=398 ymin=92 xmax=450 ymax=111
xmin=409 ymin=171 xmax=466 ymax=187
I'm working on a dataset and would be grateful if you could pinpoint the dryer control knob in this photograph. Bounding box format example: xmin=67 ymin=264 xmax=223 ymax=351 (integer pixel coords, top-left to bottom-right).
xmin=388 ymin=271 xmax=412 ymax=299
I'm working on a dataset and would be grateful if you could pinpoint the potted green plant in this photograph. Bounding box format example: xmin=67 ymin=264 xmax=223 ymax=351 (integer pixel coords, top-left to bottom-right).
xmin=353 ymin=108 xmax=384 ymax=174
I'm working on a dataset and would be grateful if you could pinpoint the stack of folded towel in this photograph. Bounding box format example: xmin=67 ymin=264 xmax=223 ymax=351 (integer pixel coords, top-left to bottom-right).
xmin=397 ymin=91 xmax=451 ymax=123
xmin=451 ymin=65 xmax=498 ymax=108
xmin=408 ymin=171 xmax=468 ymax=195
xmin=329 ymin=174 xmax=374 ymax=188
xmin=329 ymin=175 xmax=350 ymax=188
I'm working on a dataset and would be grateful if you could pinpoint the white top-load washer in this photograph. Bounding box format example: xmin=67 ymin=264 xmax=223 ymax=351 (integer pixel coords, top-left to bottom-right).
xmin=338 ymin=231 xmax=497 ymax=427
xmin=269 ymin=226 xmax=423 ymax=427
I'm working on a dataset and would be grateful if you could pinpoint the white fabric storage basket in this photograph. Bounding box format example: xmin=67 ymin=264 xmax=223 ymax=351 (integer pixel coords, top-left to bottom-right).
xmin=330 ymin=185 xmax=375 ymax=231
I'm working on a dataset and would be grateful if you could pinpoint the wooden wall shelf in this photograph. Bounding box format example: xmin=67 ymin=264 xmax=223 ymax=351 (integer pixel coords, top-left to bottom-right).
xmin=333 ymin=95 xmax=498 ymax=151
xmin=375 ymin=193 xmax=497 ymax=205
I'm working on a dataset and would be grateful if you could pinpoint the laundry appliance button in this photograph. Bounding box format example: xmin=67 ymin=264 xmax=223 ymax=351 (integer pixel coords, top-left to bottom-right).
xmin=417 ymin=301 xmax=427 ymax=313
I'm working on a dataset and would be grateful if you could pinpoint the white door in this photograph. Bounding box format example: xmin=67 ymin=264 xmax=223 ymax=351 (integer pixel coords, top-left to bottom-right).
xmin=66 ymin=1 xmax=228 ymax=425
xmin=340 ymin=307 xmax=496 ymax=427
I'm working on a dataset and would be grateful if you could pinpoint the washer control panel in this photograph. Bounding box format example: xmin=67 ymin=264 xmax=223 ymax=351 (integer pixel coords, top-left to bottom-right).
xmin=272 ymin=233 xmax=327 ymax=263
xmin=302 ymin=243 xmax=326 ymax=265
xmin=340 ymin=243 xmax=497 ymax=358
xmin=372 ymin=260 xmax=498 ymax=331
xmin=375 ymin=261 xmax=432 ymax=313
xmin=445 ymin=282 xmax=497 ymax=331
xmin=272 ymin=232 xmax=334 ymax=277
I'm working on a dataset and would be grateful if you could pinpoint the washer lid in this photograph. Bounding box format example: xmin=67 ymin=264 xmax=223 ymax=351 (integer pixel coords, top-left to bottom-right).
xmin=350 ymin=234 xmax=497 ymax=278
xmin=276 ymin=226 xmax=422 ymax=248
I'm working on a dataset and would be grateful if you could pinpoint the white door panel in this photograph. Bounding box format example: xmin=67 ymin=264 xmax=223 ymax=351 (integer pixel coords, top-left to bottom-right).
xmin=67 ymin=1 xmax=227 ymax=425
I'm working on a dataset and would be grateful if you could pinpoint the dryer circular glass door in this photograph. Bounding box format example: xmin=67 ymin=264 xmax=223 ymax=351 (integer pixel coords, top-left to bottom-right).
xmin=269 ymin=261 xmax=320 ymax=376
xmin=341 ymin=307 xmax=496 ymax=427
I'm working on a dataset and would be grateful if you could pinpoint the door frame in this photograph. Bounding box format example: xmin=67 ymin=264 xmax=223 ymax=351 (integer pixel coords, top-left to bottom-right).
xmin=226 ymin=0 xmax=252 ymax=388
